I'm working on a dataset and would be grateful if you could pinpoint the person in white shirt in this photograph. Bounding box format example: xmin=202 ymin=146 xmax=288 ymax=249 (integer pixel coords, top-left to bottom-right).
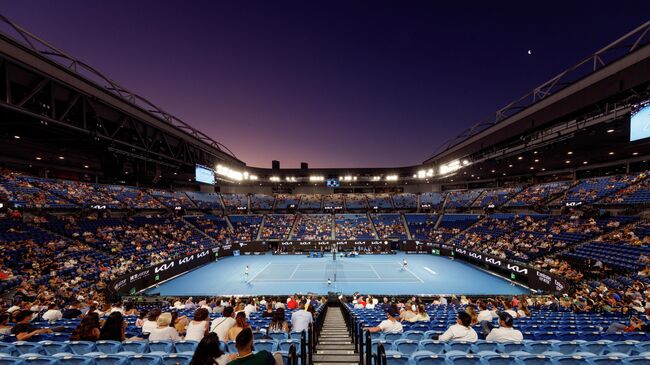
xmin=141 ymin=309 xmax=161 ymax=335
xmin=486 ymin=313 xmax=523 ymax=343
xmin=185 ymin=308 xmax=210 ymax=342
xmin=42 ymin=304 xmax=63 ymax=323
xmin=148 ymin=313 xmax=180 ymax=341
xmin=244 ymin=300 xmax=257 ymax=318
xmin=477 ymin=302 xmax=494 ymax=323
xmin=367 ymin=308 xmax=403 ymax=334
xmin=259 ymin=297 xmax=267 ymax=307
xmin=210 ymin=307 xmax=236 ymax=342
xmin=503 ymin=302 xmax=518 ymax=319
xmin=291 ymin=302 xmax=313 ymax=333
xmin=438 ymin=312 xmax=478 ymax=342
xmin=108 ymin=301 xmax=124 ymax=314
xmin=439 ymin=296 xmax=448 ymax=305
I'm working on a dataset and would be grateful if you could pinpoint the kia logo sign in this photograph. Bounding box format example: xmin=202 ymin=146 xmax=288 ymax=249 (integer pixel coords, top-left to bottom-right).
xmin=154 ymin=262 xmax=174 ymax=273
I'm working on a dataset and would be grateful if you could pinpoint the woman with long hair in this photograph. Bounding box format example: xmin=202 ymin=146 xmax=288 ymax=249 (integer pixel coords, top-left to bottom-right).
xmin=226 ymin=311 xmax=250 ymax=341
xmin=267 ymin=308 xmax=288 ymax=333
xmin=185 ymin=308 xmax=210 ymax=342
xmin=414 ymin=304 xmax=430 ymax=322
xmin=465 ymin=305 xmax=479 ymax=325
xmin=188 ymin=332 xmax=229 ymax=365
xmin=70 ymin=312 xmax=101 ymax=341
xmin=142 ymin=308 xmax=161 ymax=335
xmin=99 ymin=311 xmax=126 ymax=341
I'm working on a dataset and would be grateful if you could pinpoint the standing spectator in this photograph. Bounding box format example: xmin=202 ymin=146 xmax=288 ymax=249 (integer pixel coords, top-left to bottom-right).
xmin=100 ymin=312 xmax=126 ymax=341
xmin=367 ymin=307 xmax=403 ymax=334
xmin=485 ymin=313 xmax=523 ymax=342
xmin=438 ymin=312 xmax=477 ymax=342
xmin=291 ymin=302 xmax=313 ymax=333
xmin=211 ymin=307 xmax=236 ymax=341
xmin=70 ymin=312 xmax=101 ymax=341
xmin=189 ymin=332 xmax=230 ymax=365
xmin=149 ymin=313 xmax=180 ymax=341
xmin=185 ymin=308 xmax=210 ymax=342
xmin=227 ymin=312 xmax=250 ymax=341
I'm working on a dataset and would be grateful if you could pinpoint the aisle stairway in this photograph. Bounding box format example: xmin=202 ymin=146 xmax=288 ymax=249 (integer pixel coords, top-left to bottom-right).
xmin=313 ymin=307 xmax=360 ymax=365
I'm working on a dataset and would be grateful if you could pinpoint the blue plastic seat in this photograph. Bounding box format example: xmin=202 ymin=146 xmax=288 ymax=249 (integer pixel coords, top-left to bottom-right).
xmin=524 ymin=341 xmax=554 ymax=355
xmin=625 ymin=355 xmax=650 ymax=364
xmin=252 ymin=332 xmax=265 ymax=340
xmin=17 ymin=355 xmax=61 ymax=365
xmin=498 ymin=342 xmax=526 ymax=353
xmin=267 ymin=332 xmax=288 ymax=341
xmin=446 ymin=354 xmax=482 ymax=365
xmin=38 ymin=343 xmax=70 ymax=357
xmin=517 ymin=354 xmax=554 ymax=365
xmin=551 ymin=355 xmax=592 ymax=365
xmin=53 ymin=355 xmax=95 ymax=365
xmin=0 ymin=358 xmax=23 ymax=365
xmin=392 ymin=339 xmax=418 ymax=355
xmin=90 ymin=355 xmax=129 ymax=365
xmin=162 ymin=354 xmax=192 ymax=365
xmin=470 ymin=341 xmax=497 ymax=353
xmin=13 ymin=343 xmax=44 ymax=356
xmin=481 ymin=354 xmax=516 ymax=365
xmin=278 ymin=339 xmax=300 ymax=353
xmin=579 ymin=341 xmax=611 ymax=355
xmin=172 ymin=341 xmax=197 ymax=354
xmin=383 ymin=333 xmax=403 ymax=342
xmin=589 ymin=354 xmax=629 ymax=364
xmin=417 ymin=340 xmax=445 ymax=354
xmin=445 ymin=342 xmax=472 ymax=353
xmin=402 ymin=331 xmax=424 ymax=341
xmin=383 ymin=351 xmax=409 ymax=365
xmin=253 ymin=340 xmax=277 ymax=353
xmin=65 ymin=343 xmax=95 ymax=357
xmin=128 ymin=354 xmax=163 ymax=365
xmin=147 ymin=341 xmax=174 ymax=354
xmin=0 ymin=344 xmax=15 ymax=356
xmin=93 ymin=341 xmax=122 ymax=355
xmin=606 ymin=341 xmax=639 ymax=355
xmin=553 ymin=342 xmax=584 ymax=355
xmin=120 ymin=342 xmax=147 ymax=354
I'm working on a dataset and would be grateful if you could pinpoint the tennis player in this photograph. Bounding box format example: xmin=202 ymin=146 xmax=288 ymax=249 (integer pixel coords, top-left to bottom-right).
xmin=401 ymin=259 xmax=408 ymax=271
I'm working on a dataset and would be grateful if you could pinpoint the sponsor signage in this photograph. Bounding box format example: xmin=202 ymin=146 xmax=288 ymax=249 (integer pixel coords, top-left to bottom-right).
xmin=275 ymin=240 xmax=390 ymax=251
xmin=440 ymin=243 xmax=567 ymax=293
xmin=111 ymin=249 xmax=217 ymax=294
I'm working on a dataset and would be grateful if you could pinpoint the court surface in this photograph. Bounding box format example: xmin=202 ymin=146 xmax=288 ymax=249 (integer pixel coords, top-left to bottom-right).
xmin=145 ymin=252 xmax=530 ymax=296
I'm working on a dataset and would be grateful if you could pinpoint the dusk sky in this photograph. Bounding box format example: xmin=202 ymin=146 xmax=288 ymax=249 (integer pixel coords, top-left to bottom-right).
xmin=2 ymin=1 xmax=648 ymax=168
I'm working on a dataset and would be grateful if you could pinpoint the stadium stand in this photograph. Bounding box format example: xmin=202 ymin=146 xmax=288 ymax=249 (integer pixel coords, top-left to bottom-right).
xmin=291 ymin=214 xmax=333 ymax=240
xmin=298 ymin=194 xmax=322 ymax=211
xmin=227 ymin=215 xmax=262 ymax=242
xmin=250 ymin=194 xmax=275 ymax=211
xmin=274 ymin=194 xmax=300 ymax=210
xmin=220 ymin=194 xmax=248 ymax=213
xmin=260 ymin=214 xmax=295 ymax=240
xmin=371 ymin=214 xmax=408 ymax=240
xmin=446 ymin=190 xmax=484 ymax=209
xmin=147 ymin=190 xmax=197 ymax=209
xmin=506 ymin=181 xmax=571 ymax=207
xmin=404 ymin=213 xmax=439 ymax=240
xmin=344 ymin=194 xmax=368 ymax=210
xmin=184 ymin=192 xmax=223 ymax=210
xmin=392 ymin=193 xmax=417 ymax=210
xmin=419 ymin=193 xmax=445 ymax=210
xmin=472 ymin=187 xmax=523 ymax=208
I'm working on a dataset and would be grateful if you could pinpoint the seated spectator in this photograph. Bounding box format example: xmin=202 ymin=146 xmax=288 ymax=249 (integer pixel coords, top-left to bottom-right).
xmin=229 ymin=327 xmax=281 ymax=365
xmin=135 ymin=310 xmax=147 ymax=328
xmin=438 ymin=311 xmax=478 ymax=342
xmin=227 ymin=312 xmax=250 ymax=341
xmin=185 ymin=308 xmax=210 ymax=342
xmin=62 ymin=302 xmax=83 ymax=319
xmin=70 ymin=312 xmax=100 ymax=341
xmin=189 ymin=332 xmax=230 ymax=365
xmin=124 ymin=302 xmax=138 ymax=316
xmin=0 ymin=313 xmax=11 ymax=335
xmin=149 ymin=312 xmax=180 ymax=341
xmin=268 ymin=309 xmax=289 ymax=333
xmin=291 ymin=301 xmax=313 ymax=333
xmin=262 ymin=305 xmax=274 ymax=318
xmin=367 ymin=307 xmax=403 ymax=334
xmin=11 ymin=309 xmax=52 ymax=341
xmin=211 ymin=307 xmax=236 ymax=341
xmin=414 ymin=304 xmax=430 ymax=322
xmin=606 ymin=315 xmax=650 ymax=333
xmin=466 ymin=305 xmax=479 ymax=325
xmin=485 ymin=313 xmax=523 ymax=342
xmin=142 ymin=309 xmax=161 ymax=335
xmin=400 ymin=305 xmax=417 ymax=322
xmin=42 ymin=303 xmax=63 ymax=323
xmin=476 ymin=302 xmax=494 ymax=323
xmin=100 ymin=311 xmax=126 ymax=341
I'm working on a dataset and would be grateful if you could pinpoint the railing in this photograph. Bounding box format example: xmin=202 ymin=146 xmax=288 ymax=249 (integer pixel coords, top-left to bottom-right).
xmin=287 ymin=343 xmax=298 ymax=365
xmin=300 ymin=329 xmax=307 ymax=365
xmin=341 ymin=302 xmax=365 ymax=364
xmin=310 ymin=303 xmax=328 ymax=364
xmin=365 ymin=330 xmax=372 ymax=365
xmin=375 ymin=342 xmax=387 ymax=365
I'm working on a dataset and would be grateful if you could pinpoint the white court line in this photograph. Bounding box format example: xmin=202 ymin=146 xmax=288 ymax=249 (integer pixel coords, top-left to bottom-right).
xmin=400 ymin=261 xmax=425 ymax=283
xmin=247 ymin=262 xmax=272 ymax=283
xmin=288 ymin=264 xmax=301 ymax=280
xmin=251 ymin=279 xmax=422 ymax=283
xmin=424 ymin=267 xmax=437 ymax=275
xmin=368 ymin=263 xmax=382 ymax=279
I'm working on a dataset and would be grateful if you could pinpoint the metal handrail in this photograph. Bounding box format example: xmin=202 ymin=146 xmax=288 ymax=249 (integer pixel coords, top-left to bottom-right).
xmin=376 ymin=342 xmax=387 ymax=365
xmin=287 ymin=343 xmax=298 ymax=365
xmin=300 ymin=330 xmax=307 ymax=365
xmin=365 ymin=330 xmax=372 ymax=365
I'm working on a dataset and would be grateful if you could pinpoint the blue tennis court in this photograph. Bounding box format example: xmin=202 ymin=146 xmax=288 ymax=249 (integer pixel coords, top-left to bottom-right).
xmin=145 ymin=252 xmax=530 ymax=296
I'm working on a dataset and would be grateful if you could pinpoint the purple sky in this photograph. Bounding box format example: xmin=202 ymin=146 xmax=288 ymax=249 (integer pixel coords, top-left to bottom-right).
xmin=2 ymin=1 xmax=648 ymax=168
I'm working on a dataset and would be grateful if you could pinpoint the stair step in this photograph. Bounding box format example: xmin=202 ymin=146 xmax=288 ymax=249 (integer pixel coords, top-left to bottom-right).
xmin=313 ymin=354 xmax=360 ymax=362
xmin=314 ymin=363 xmax=359 ymax=365
xmin=318 ymin=341 xmax=353 ymax=345
xmin=317 ymin=344 xmax=355 ymax=350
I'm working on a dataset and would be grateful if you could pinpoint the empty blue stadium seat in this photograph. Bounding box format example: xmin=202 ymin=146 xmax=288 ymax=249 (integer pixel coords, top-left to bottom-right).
xmin=253 ymin=340 xmax=277 ymax=353
xmin=391 ymin=339 xmax=418 ymax=355
xmin=38 ymin=343 xmax=70 ymax=357
xmin=147 ymin=342 xmax=174 ymax=354
xmin=162 ymin=354 xmax=192 ymax=365
xmin=267 ymin=332 xmax=288 ymax=341
xmin=383 ymin=350 xmax=409 ymax=365
xmin=128 ymin=354 xmax=163 ymax=365
xmin=121 ymin=342 xmax=148 ymax=354
xmin=481 ymin=354 xmax=517 ymax=365
xmin=90 ymin=355 xmax=128 ymax=365
xmin=93 ymin=342 xmax=122 ymax=355
xmin=18 ymin=355 xmax=61 ymax=365
xmin=418 ymin=340 xmax=445 ymax=354
xmin=446 ymin=354 xmax=482 ymax=365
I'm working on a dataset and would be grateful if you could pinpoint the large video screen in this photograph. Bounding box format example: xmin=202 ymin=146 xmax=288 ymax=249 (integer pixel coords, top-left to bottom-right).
xmin=630 ymin=100 xmax=650 ymax=141
xmin=195 ymin=164 xmax=215 ymax=184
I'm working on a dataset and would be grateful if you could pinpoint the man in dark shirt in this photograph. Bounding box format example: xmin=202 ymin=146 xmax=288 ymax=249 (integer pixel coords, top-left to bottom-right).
xmin=62 ymin=302 xmax=82 ymax=319
xmin=229 ymin=328 xmax=279 ymax=365
xmin=11 ymin=310 xmax=52 ymax=341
